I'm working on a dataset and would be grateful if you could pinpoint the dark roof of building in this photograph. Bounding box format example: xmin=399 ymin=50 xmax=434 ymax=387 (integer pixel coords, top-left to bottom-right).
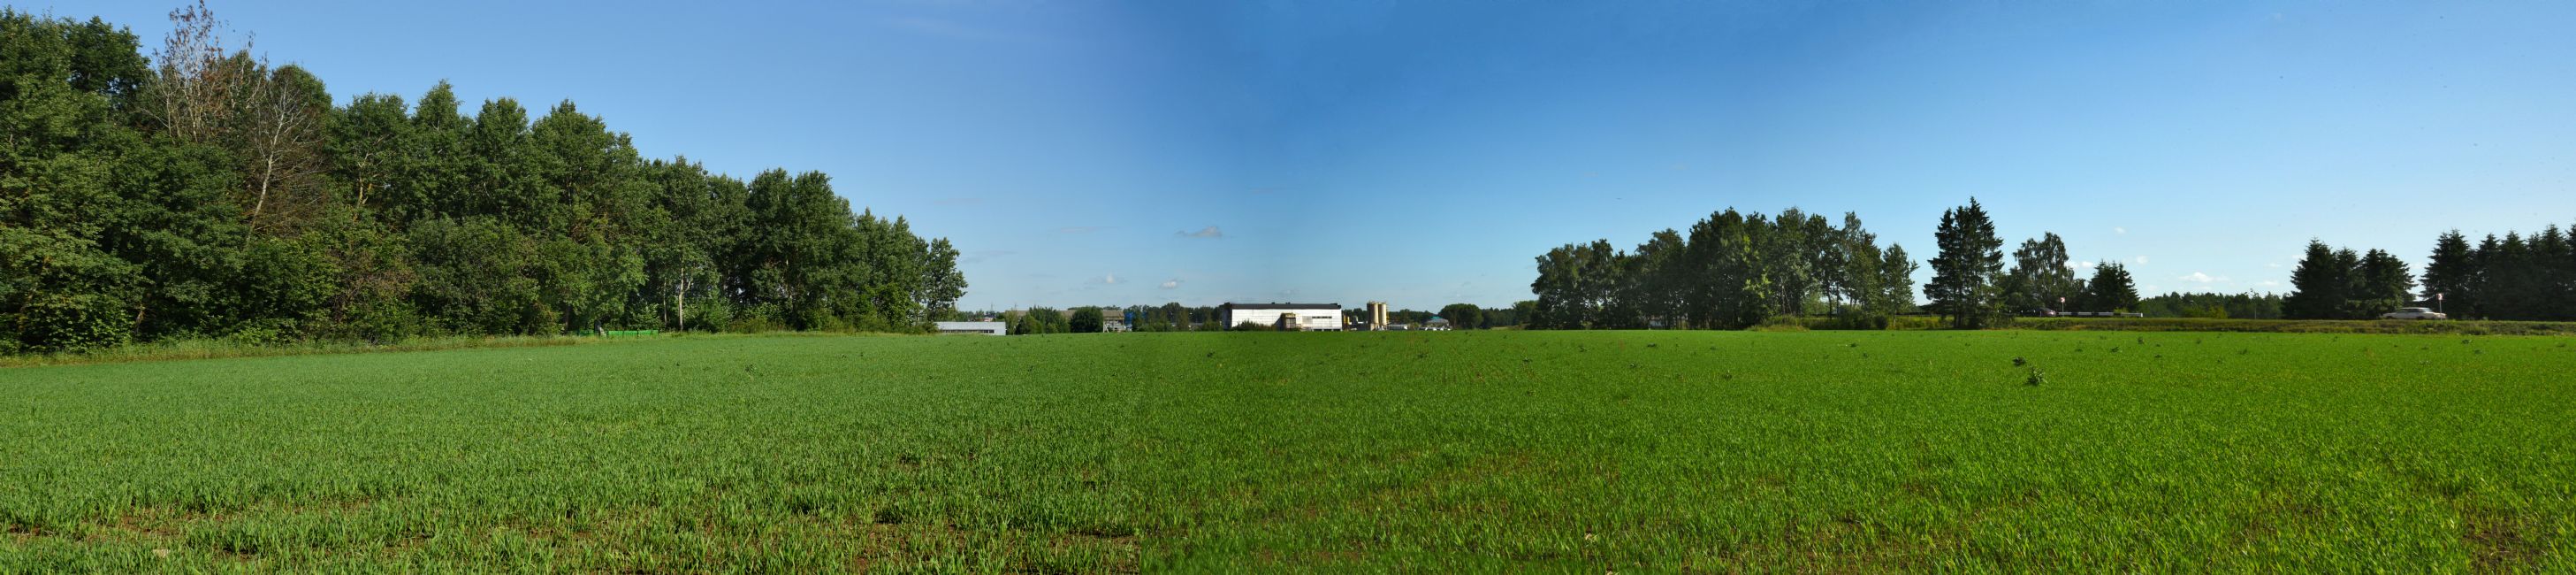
xmin=1220 ymin=303 xmax=1343 ymax=310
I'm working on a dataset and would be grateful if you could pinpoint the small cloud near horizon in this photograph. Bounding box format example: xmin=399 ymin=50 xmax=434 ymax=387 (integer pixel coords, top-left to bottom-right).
xmin=1100 ymin=273 xmax=1121 ymax=285
xmin=2179 ymin=272 xmax=2226 ymax=283
xmin=1177 ymin=226 xmax=1223 ymax=239
xmin=1159 ymin=279 xmax=1181 ymax=289
xmin=2134 ymin=256 xmax=2149 ymax=264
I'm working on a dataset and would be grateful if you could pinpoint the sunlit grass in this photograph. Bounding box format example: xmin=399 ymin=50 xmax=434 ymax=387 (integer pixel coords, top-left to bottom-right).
xmin=4 ymin=331 xmax=2572 ymax=571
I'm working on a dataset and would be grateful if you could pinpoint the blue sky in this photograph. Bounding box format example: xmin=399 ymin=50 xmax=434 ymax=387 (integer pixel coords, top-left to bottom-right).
xmin=44 ymin=1 xmax=2576 ymax=310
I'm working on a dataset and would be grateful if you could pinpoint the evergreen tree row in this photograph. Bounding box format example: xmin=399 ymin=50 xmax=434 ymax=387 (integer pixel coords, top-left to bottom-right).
xmin=2281 ymin=241 xmax=2413 ymax=319
xmin=2135 ymin=292 xmax=2284 ymax=319
xmin=0 ymin=9 xmax=964 ymax=353
xmin=2417 ymin=226 xmax=2576 ymax=320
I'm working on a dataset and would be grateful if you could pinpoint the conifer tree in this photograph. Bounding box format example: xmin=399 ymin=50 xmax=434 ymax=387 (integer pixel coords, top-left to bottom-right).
xmin=1926 ymin=198 xmax=2006 ymax=328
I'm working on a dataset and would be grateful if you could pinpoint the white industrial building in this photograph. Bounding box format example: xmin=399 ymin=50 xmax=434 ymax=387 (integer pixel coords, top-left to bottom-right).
xmin=1219 ymin=303 xmax=1343 ymax=331
xmin=933 ymin=321 xmax=1007 ymax=335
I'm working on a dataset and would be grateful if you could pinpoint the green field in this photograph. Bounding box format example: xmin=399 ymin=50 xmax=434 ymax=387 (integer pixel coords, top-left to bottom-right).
xmin=5 ymin=331 xmax=2574 ymax=572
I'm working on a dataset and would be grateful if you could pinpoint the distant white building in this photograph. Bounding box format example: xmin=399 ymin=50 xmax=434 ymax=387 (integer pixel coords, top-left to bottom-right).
xmin=934 ymin=321 xmax=1007 ymax=335
xmin=1219 ymin=303 xmax=1343 ymax=331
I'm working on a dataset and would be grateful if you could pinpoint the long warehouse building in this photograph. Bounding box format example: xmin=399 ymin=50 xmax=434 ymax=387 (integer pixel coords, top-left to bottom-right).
xmin=1218 ymin=303 xmax=1343 ymax=331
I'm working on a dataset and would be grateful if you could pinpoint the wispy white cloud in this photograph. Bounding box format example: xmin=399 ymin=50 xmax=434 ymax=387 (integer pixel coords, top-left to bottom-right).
xmin=2115 ymin=226 xmax=2128 ymax=234
xmin=2257 ymin=280 xmax=2283 ymax=288
xmin=1177 ymin=226 xmax=1223 ymax=239
xmin=2134 ymin=256 xmax=2150 ymax=264
xmin=2178 ymin=272 xmax=2227 ymax=283
xmin=1159 ymin=280 xmax=1181 ymax=289
xmin=1098 ymin=273 xmax=1121 ymax=285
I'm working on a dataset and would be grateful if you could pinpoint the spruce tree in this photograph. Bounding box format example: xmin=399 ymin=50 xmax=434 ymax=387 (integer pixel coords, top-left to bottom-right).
xmin=2354 ymin=249 xmax=2414 ymax=317
xmin=1926 ymin=198 xmax=2006 ymax=328
xmin=2084 ymin=262 xmax=2140 ymax=312
xmin=2420 ymin=230 xmax=2473 ymax=316
xmin=2330 ymin=248 xmax=2364 ymax=318
xmin=2282 ymin=240 xmax=2345 ymax=319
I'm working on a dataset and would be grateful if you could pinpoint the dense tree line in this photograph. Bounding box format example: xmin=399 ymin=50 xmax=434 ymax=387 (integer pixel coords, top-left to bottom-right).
xmin=1006 ymin=308 xmax=1070 ymax=334
xmin=2282 ymin=241 xmax=2415 ymax=319
xmin=0 ymin=9 xmax=964 ymax=353
xmin=1528 ymin=208 xmax=1918 ymax=330
xmin=1529 ymin=199 xmax=2162 ymax=330
xmin=1127 ymin=303 xmax=1220 ymax=332
xmin=2420 ymin=226 xmax=2576 ymax=320
xmin=2136 ymin=292 xmax=2284 ymax=319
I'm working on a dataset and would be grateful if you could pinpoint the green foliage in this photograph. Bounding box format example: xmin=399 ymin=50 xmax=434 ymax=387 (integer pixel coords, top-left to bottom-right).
xmin=2003 ymin=232 xmax=2084 ymax=311
xmin=0 ymin=9 xmax=965 ymax=354
xmin=2286 ymin=241 xmax=2419 ymax=319
xmin=1010 ymin=307 xmax=1069 ymax=335
xmin=1533 ymin=208 xmax=1916 ymax=331
xmin=2136 ymin=292 xmax=2283 ymax=319
xmin=2422 ymin=226 xmax=2574 ymax=320
xmin=1437 ymin=303 xmax=1483 ymax=329
xmin=2081 ymin=262 xmax=2141 ymax=312
xmin=1927 ymin=198 xmax=2007 ymax=328
xmin=1069 ymin=307 xmax=1105 ymax=334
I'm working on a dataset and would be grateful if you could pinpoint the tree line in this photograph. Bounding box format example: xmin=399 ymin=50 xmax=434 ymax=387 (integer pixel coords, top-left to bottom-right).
xmin=2290 ymin=226 xmax=2576 ymax=321
xmin=1531 ymin=199 xmax=2170 ymax=330
xmin=2416 ymin=226 xmax=2576 ymax=321
xmin=1 ymin=8 xmax=964 ymax=353
xmin=2281 ymin=242 xmax=2415 ymax=319
xmin=2135 ymin=292 xmax=2283 ymax=319
xmin=1528 ymin=207 xmax=1919 ymax=329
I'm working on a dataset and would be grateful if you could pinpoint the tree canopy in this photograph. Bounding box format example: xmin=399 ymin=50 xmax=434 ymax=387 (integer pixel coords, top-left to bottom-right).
xmin=1530 ymin=208 xmax=1916 ymax=330
xmin=1926 ymin=199 xmax=2006 ymax=328
xmin=0 ymin=9 xmax=964 ymax=353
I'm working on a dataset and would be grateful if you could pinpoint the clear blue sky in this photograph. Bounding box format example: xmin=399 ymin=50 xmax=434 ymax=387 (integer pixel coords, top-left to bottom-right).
xmin=43 ymin=1 xmax=2576 ymax=310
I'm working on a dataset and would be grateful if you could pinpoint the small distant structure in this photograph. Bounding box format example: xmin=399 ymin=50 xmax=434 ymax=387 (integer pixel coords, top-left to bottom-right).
xmin=1422 ymin=317 xmax=1452 ymax=331
xmin=934 ymin=321 xmax=1007 ymax=335
xmin=1220 ymin=303 xmax=1343 ymax=331
xmin=1103 ymin=309 xmax=1132 ymax=333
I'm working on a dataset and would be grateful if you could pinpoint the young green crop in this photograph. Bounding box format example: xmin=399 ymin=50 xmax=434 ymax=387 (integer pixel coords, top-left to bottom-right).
xmin=4 ymin=331 xmax=2572 ymax=571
